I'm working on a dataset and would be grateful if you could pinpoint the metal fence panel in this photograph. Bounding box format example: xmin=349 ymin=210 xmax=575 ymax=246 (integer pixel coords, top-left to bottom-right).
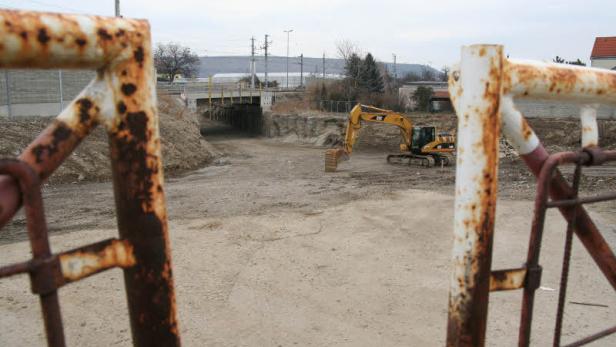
xmin=447 ymin=44 xmax=616 ymax=347
xmin=0 ymin=9 xmax=180 ymax=347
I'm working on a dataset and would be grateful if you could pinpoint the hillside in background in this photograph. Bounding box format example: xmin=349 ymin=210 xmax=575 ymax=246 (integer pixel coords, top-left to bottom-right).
xmin=198 ymin=56 xmax=438 ymax=78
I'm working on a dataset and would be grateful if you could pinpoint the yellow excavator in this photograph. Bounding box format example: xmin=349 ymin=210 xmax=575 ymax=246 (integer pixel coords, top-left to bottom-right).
xmin=324 ymin=104 xmax=456 ymax=172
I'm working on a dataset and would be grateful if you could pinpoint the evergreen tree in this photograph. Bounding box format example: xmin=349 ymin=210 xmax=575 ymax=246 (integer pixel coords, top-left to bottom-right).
xmin=359 ymin=53 xmax=384 ymax=93
xmin=345 ymin=53 xmax=362 ymax=85
xmin=413 ymin=86 xmax=433 ymax=112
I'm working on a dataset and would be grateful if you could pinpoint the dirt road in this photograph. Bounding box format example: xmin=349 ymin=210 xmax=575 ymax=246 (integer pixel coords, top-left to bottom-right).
xmin=1 ymin=127 xmax=616 ymax=346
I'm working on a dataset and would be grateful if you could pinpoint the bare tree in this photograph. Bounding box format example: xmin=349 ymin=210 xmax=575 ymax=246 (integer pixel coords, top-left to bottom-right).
xmin=154 ymin=42 xmax=200 ymax=82
xmin=420 ymin=66 xmax=436 ymax=81
xmin=440 ymin=66 xmax=450 ymax=82
xmin=336 ymin=39 xmax=361 ymax=64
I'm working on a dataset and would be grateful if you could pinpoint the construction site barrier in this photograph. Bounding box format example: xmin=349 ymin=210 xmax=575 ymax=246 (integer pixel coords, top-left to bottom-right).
xmin=447 ymin=44 xmax=616 ymax=346
xmin=0 ymin=9 xmax=180 ymax=347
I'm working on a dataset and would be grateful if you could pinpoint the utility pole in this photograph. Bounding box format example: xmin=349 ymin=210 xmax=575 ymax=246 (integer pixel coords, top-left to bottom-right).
xmin=299 ymin=54 xmax=304 ymax=87
xmin=392 ymin=53 xmax=397 ymax=81
xmin=322 ymin=53 xmax=325 ymax=79
xmin=115 ymin=0 xmax=120 ymax=17
xmin=262 ymin=34 xmax=270 ymax=91
xmin=284 ymin=29 xmax=293 ymax=89
xmin=250 ymin=37 xmax=256 ymax=89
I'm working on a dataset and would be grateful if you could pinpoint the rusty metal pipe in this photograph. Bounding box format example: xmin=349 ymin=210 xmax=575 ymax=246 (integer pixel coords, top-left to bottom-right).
xmin=0 ymin=9 xmax=180 ymax=346
xmin=0 ymin=10 xmax=144 ymax=69
xmin=446 ymin=44 xmax=503 ymax=347
xmin=546 ymin=191 xmax=616 ymax=208
xmin=504 ymin=59 xmax=616 ymax=106
xmin=519 ymin=149 xmax=616 ymax=345
xmin=521 ymin=148 xmax=616 ymax=290
xmin=0 ymin=260 xmax=32 ymax=277
xmin=0 ymin=159 xmax=66 ymax=347
xmin=562 ymin=325 xmax=616 ymax=347
xmin=450 ymin=42 xmax=616 ymax=347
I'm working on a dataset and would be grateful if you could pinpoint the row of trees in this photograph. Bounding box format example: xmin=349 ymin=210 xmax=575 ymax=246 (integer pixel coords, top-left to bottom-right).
xmin=308 ymin=40 xmax=448 ymax=110
xmin=553 ymin=56 xmax=586 ymax=66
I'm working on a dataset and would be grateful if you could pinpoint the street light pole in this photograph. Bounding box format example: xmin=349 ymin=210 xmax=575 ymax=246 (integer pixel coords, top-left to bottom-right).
xmin=284 ymin=29 xmax=293 ymax=89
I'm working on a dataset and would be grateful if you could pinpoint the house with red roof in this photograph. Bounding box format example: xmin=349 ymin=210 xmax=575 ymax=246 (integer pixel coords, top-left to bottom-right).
xmin=590 ymin=36 xmax=616 ymax=70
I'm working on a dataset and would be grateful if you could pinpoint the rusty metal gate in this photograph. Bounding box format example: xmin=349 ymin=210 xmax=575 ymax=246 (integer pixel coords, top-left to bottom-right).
xmin=0 ymin=9 xmax=180 ymax=347
xmin=447 ymin=45 xmax=616 ymax=346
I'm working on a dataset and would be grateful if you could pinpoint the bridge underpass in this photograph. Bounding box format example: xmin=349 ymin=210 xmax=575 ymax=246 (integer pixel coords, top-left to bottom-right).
xmin=199 ymin=102 xmax=263 ymax=137
xmin=193 ymin=89 xmax=286 ymax=137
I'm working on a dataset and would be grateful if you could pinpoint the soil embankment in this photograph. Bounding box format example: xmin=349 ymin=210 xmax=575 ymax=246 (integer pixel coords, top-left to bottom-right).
xmin=0 ymin=95 xmax=214 ymax=184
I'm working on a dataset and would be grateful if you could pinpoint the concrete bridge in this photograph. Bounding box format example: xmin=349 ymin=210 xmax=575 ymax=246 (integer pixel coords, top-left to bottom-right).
xmin=0 ymin=69 xmax=301 ymax=117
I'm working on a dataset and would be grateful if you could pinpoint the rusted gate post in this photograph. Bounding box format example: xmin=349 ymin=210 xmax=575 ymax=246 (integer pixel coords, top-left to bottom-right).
xmin=0 ymin=9 xmax=180 ymax=346
xmin=447 ymin=44 xmax=616 ymax=346
xmin=446 ymin=45 xmax=503 ymax=346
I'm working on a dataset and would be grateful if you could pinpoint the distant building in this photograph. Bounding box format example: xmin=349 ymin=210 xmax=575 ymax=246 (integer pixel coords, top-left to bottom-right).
xmin=398 ymin=81 xmax=452 ymax=112
xmin=590 ymin=36 xmax=616 ymax=70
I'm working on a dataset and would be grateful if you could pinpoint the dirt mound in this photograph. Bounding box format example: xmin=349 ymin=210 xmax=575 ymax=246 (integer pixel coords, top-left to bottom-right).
xmin=0 ymin=95 xmax=214 ymax=184
xmin=264 ymin=112 xmax=347 ymax=147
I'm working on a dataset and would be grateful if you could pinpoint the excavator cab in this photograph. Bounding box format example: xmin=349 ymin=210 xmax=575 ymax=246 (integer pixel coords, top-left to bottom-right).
xmin=410 ymin=127 xmax=436 ymax=155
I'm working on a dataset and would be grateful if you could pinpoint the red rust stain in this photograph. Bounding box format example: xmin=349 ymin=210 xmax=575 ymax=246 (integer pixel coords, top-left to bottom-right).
xmin=97 ymin=28 xmax=113 ymax=41
xmin=479 ymin=47 xmax=486 ymax=57
xmin=134 ymin=46 xmax=144 ymax=64
xmin=75 ymin=98 xmax=96 ymax=124
xmin=121 ymin=83 xmax=137 ymax=96
xmin=521 ymin=118 xmax=532 ymax=141
xmin=37 ymin=27 xmax=50 ymax=44
xmin=117 ymin=101 xmax=127 ymax=114
xmin=31 ymin=122 xmax=73 ymax=164
xmin=546 ymin=67 xmax=577 ymax=94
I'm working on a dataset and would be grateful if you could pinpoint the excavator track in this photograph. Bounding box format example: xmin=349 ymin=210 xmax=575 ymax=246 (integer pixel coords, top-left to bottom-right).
xmin=387 ymin=154 xmax=436 ymax=167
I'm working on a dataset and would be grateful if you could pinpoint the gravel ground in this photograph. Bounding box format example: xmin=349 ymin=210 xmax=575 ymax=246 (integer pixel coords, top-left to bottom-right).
xmin=1 ymin=120 xmax=615 ymax=346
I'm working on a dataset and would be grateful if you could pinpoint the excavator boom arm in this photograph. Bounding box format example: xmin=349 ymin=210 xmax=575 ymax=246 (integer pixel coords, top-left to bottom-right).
xmin=343 ymin=104 xmax=413 ymax=155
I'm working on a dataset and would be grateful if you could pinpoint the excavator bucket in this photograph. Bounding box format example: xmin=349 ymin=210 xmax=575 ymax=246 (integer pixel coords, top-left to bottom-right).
xmin=324 ymin=148 xmax=346 ymax=172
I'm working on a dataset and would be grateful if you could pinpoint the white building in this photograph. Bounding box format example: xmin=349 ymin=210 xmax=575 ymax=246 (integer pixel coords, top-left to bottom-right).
xmin=590 ymin=37 xmax=616 ymax=70
xmin=398 ymin=81 xmax=451 ymax=112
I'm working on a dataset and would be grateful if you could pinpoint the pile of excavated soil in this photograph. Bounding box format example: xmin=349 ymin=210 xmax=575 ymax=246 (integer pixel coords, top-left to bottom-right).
xmin=0 ymin=95 xmax=214 ymax=184
xmin=263 ymin=112 xmax=348 ymax=148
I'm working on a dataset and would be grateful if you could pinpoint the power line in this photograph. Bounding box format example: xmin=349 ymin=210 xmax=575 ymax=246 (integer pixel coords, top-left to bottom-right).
xmin=261 ymin=34 xmax=271 ymax=91
xmin=322 ymin=53 xmax=325 ymax=79
xmin=250 ymin=36 xmax=256 ymax=88
xmin=284 ymin=29 xmax=293 ymax=89
xmin=298 ymin=54 xmax=304 ymax=87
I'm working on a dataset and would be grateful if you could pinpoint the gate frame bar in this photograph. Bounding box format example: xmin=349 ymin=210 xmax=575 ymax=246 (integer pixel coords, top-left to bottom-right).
xmin=0 ymin=9 xmax=180 ymax=346
xmin=447 ymin=44 xmax=616 ymax=346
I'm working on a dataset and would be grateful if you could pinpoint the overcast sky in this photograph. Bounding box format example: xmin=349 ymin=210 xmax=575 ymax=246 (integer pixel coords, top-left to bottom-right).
xmin=3 ymin=0 xmax=614 ymax=68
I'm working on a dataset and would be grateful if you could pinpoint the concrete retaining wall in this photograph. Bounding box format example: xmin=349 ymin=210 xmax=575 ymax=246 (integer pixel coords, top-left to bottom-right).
xmin=516 ymin=99 xmax=616 ymax=119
